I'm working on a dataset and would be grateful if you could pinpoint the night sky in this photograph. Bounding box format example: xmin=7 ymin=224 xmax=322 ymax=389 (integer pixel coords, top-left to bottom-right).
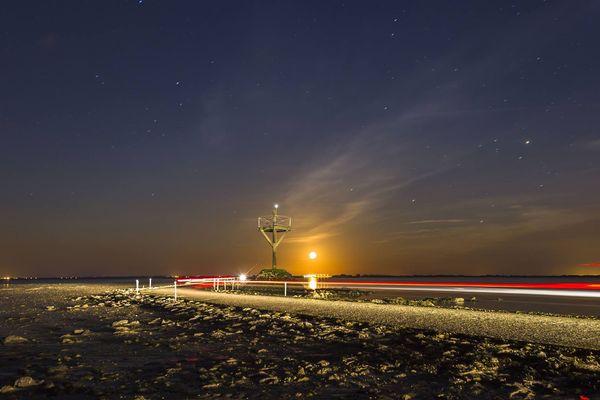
xmin=1 ymin=1 xmax=599 ymax=277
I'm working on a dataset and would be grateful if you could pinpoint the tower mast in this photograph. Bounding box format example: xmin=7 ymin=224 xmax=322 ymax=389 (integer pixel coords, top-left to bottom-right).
xmin=258 ymin=204 xmax=291 ymax=270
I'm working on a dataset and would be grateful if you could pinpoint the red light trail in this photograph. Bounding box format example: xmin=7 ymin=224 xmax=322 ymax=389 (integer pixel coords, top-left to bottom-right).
xmin=321 ymin=281 xmax=600 ymax=290
xmin=175 ymin=276 xmax=600 ymax=298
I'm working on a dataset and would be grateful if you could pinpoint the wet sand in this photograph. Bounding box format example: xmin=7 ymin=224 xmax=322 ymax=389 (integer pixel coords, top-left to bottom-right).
xmin=1 ymin=284 xmax=600 ymax=399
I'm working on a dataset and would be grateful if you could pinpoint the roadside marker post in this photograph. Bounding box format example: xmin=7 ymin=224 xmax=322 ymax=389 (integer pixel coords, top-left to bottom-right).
xmin=149 ymin=278 xmax=152 ymax=289
xmin=284 ymin=282 xmax=287 ymax=297
xmin=174 ymin=280 xmax=177 ymax=301
xmin=135 ymin=279 xmax=139 ymax=293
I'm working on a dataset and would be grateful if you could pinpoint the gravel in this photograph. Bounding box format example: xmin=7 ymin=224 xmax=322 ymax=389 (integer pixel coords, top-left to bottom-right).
xmin=156 ymin=288 xmax=600 ymax=350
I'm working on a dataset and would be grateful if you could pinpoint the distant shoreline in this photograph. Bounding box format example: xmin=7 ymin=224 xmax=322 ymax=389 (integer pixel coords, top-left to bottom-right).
xmin=3 ymin=274 xmax=599 ymax=280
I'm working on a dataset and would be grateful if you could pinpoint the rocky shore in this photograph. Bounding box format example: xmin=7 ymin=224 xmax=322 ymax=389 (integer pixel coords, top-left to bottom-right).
xmin=1 ymin=284 xmax=599 ymax=399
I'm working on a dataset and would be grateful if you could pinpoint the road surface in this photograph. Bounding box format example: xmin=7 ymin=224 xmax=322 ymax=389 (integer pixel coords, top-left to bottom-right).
xmin=212 ymin=278 xmax=600 ymax=317
xmin=154 ymin=287 xmax=600 ymax=350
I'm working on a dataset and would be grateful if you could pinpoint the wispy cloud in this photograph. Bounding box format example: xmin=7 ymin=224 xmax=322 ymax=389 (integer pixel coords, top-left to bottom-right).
xmin=279 ymin=1 xmax=598 ymax=251
xmin=286 ymin=200 xmax=370 ymax=243
xmin=407 ymin=219 xmax=465 ymax=225
xmin=583 ymin=139 xmax=600 ymax=150
xmin=282 ymin=112 xmax=460 ymax=243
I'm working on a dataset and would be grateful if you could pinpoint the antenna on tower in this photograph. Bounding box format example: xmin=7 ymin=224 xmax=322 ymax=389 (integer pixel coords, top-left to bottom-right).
xmin=258 ymin=204 xmax=292 ymax=270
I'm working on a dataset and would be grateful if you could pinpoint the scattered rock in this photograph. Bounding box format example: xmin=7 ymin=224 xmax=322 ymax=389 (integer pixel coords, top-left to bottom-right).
xmin=328 ymin=373 xmax=341 ymax=381
xmin=3 ymin=335 xmax=28 ymax=344
xmin=202 ymin=383 xmax=221 ymax=389
xmin=259 ymin=376 xmax=280 ymax=385
xmin=14 ymin=376 xmax=42 ymax=388
xmin=4 ymin=286 xmax=600 ymax=399
xmin=47 ymin=365 xmax=69 ymax=375
xmin=0 ymin=385 xmax=15 ymax=394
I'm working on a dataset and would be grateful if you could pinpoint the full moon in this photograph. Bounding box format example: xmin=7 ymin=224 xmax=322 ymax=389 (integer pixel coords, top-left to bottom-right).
xmin=308 ymin=251 xmax=318 ymax=260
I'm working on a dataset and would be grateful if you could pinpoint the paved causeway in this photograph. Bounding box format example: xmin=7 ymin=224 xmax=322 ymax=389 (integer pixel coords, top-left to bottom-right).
xmin=153 ymin=288 xmax=600 ymax=350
